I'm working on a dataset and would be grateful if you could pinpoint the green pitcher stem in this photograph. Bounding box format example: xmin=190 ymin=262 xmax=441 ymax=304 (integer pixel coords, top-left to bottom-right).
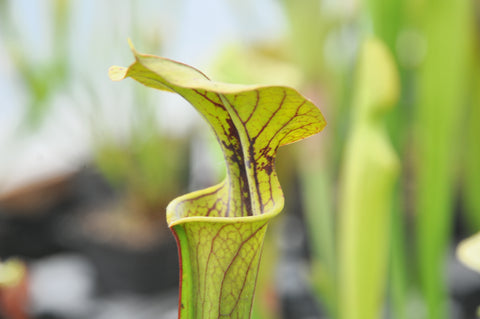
xmin=171 ymin=220 xmax=268 ymax=319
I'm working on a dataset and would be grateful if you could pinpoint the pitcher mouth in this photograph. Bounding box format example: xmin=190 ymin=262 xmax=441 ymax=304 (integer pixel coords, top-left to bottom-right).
xmin=166 ymin=181 xmax=284 ymax=228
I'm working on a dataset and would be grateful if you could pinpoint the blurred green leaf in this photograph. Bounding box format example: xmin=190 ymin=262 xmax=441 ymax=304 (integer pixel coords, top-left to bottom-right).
xmin=212 ymin=43 xmax=302 ymax=87
xmin=281 ymin=0 xmax=330 ymax=83
xmin=0 ymin=0 xmax=70 ymax=129
xmin=462 ymin=61 xmax=480 ymax=232
xmin=338 ymin=37 xmax=400 ymax=319
xmin=414 ymin=0 xmax=473 ymax=317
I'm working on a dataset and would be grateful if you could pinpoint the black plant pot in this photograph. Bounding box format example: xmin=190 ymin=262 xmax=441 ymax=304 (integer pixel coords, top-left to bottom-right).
xmin=59 ymin=200 xmax=180 ymax=297
xmin=78 ymin=233 xmax=179 ymax=296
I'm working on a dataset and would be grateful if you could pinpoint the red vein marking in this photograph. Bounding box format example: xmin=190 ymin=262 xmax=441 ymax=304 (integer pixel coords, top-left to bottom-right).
xmin=247 ymin=99 xmax=306 ymax=211
xmin=193 ymin=89 xmax=225 ymax=109
xmin=202 ymin=225 xmax=228 ymax=313
xmin=211 ymin=92 xmax=253 ymax=217
xmin=221 ymin=236 xmax=263 ymax=317
xmin=243 ymin=90 xmax=260 ymax=125
xmin=174 ymin=183 xmax=225 ymax=217
xmin=216 ymin=223 xmax=267 ymax=317
xmin=231 ymin=90 xmax=287 ymax=214
xmin=190 ymin=89 xmax=253 ymax=217
xmin=279 ymin=121 xmax=320 ymax=146
xmin=249 ymin=90 xmax=287 ymax=143
xmin=205 ymin=198 xmax=220 ymax=217
xmin=257 ymin=100 xmax=307 ymax=159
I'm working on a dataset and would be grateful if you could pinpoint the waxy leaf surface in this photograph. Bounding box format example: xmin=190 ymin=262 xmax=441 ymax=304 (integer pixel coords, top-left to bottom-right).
xmin=109 ymin=43 xmax=326 ymax=318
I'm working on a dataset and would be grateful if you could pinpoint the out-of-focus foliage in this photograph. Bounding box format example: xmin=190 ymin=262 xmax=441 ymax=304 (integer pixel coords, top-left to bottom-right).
xmin=276 ymin=0 xmax=479 ymax=318
xmin=414 ymin=0 xmax=473 ymax=317
xmin=463 ymin=54 xmax=480 ymax=233
xmin=94 ymin=132 xmax=189 ymax=215
xmin=338 ymin=37 xmax=399 ymax=319
xmin=0 ymin=0 xmax=69 ymax=129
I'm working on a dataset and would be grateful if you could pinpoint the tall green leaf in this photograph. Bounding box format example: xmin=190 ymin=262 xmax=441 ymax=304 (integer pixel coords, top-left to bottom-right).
xmin=338 ymin=37 xmax=400 ymax=319
xmin=463 ymin=58 xmax=480 ymax=232
xmin=414 ymin=0 xmax=472 ymax=317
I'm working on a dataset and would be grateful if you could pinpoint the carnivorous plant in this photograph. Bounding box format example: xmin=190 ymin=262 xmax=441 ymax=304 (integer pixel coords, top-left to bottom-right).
xmin=109 ymin=42 xmax=326 ymax=319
